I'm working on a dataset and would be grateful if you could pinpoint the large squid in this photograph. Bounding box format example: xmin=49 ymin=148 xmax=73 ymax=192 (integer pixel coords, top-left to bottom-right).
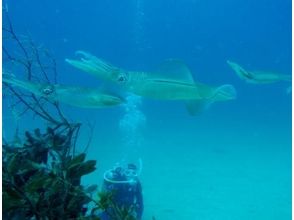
xmin=227 ymin=60 xmax=291 ymax=84
xmin=3 ymin=74 xmax=124 ymax=108
xmin=66 ymin=51 xmax=236 ymax=115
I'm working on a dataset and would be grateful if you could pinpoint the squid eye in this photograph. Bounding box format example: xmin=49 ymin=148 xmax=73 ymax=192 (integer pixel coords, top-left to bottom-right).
xmin=118 ymin=75 xmax=126 ymax=82
xmin=117 ymin=73 xmax=128 ymax=83
xmin=42 ymin=86 xmax=54 ymax=95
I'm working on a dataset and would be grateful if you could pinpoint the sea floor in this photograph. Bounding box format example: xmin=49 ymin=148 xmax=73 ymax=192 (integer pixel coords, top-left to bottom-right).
xmin=83 ymin=120 xmax=291 ymax=220
xmin=141 ymin=145 xmax=291 ymax=220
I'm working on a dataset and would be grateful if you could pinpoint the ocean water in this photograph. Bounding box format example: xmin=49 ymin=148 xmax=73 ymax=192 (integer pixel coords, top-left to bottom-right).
xmin=2 ymin=0 xmax=291 ymax=219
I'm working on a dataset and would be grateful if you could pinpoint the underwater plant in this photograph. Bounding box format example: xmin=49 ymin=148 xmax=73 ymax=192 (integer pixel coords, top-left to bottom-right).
xmin=2 ymin=13 xmax=98 ymax=219
xmin=92 ymin=191 xmax=138 ymax=220
xmin=2 ymin=14 xmax=149 ymax=220
xmin=2 ymin=128 xmax=145 ymax=219
xmin=3 ymin=128 xmax=97 ymax=219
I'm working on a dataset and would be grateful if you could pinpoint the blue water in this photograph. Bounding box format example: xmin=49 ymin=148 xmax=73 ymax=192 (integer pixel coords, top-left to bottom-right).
xmin=3 ymin=0 xmax=291 ymax=219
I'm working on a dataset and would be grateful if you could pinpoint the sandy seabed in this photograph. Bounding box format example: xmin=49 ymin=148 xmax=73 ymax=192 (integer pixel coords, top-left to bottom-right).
xmin=84 ymin=125 xmax=291 ymax=220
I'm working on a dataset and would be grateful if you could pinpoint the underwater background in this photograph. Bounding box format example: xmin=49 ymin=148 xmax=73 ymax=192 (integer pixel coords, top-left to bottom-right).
xmin=2 ymin=0 xmax=291 ymax=219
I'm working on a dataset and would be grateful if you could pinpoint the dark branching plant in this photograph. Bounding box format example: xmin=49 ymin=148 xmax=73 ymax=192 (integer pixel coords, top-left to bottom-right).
xmin=2 ymin=13 xmax=84 ymax=155
xmin=2 ymin=13 xmax=147 ymax=220
xmin=2 ymin=14 xmax=100 ymax=220
xmin=3 ymin=128 xmax=98 ymax=219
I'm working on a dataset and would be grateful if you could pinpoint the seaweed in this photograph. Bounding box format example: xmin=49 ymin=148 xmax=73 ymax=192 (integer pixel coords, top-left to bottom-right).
xmin=2 ymin=13 xmax=154 ymax=220
xmin=90 ymin=191 xmax=138 ymax=220
xmin=3 ymin=128 xmax=97 ymax=219
xmin=3 ymin=129 xmax=146 ymax=220
xmin=2 ymin=14 xmax=99 ymax=219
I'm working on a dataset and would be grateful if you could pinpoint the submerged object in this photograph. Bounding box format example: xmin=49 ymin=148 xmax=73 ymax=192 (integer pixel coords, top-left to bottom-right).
xmin=66 ymin=51 xmax=236 ymax=115
xmin=3 ymin=74 xmax=124 ymax=108
xmin=227 ymin=60 xmax=292 ymax=84
xmin=100 ymin=163 xmax=144 ymax=220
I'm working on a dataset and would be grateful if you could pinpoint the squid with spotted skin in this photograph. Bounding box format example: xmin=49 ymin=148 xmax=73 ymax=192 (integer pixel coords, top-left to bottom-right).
xmin=3 ymin=74 xmax=124 ymax=108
